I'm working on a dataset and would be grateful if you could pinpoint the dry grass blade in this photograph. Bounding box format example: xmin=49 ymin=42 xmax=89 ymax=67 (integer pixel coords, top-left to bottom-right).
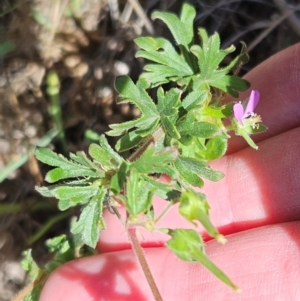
xmin=248 ymin=3 xmax=300 ymax=52
xmin=195 ymin=0 xmax=243 ymax=21
xmin=109 ymin=0 xmax=120 ymax=21
xmin=222 ymin=20 xmax=270 ymax=48
xmin=127 ymin=0 xmax=155 ymax=34
xmin=273 ymin=0 xmax=300 ymax=37
xmin=121 ymin=1 xmax=134 ymax=23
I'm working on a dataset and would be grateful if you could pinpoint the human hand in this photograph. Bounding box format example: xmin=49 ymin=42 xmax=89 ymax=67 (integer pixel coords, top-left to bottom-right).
xmin=39 ymin=44 xmax=300 ymax=301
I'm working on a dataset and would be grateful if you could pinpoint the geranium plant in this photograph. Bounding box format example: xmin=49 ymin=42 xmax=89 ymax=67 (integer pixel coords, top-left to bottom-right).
xmin=19 ymin=3 xmax=266 ymax=301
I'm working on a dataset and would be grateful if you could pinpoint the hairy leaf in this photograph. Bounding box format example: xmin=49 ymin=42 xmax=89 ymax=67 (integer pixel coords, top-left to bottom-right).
xmin=136 ymin=37 xmax=193 ymax=86
xmin=204 ymin=136 xmax=227 ymax=160
xmin=110 ymin=162 xmax=128 ymax=194
xmin=125 ymin=168 xmax=153 ymax=216
xmin=35 ymin=148 xmax=83 ymax=169
xmin=152 ymin=3 xmax=195 ymax=48
xmin=45 ymin=167 xmax=98 ymax=183
xmin=131 ymin=147 xmax=178 ymax=176
xmin=176 ymin=156 xmax=224 ymax=182
xmin=190 ymin=28 xmax=250 ymax=97
xmin=182 ymin=90 xmax=210 ymax=111
xmin=174 ymin=157 xmax=204 ymax=188
xmin=109 ymin=76 xmax=159 ymax=134
xmin=89 ymin=135 xmax=123 ymax=169
xmin=71 ymin=188 xmax=106 ymax=248
xmin=53 ymin=185 xmax=99 ymax=204
xmin=21 ymin=250 xmax=40 ymax=281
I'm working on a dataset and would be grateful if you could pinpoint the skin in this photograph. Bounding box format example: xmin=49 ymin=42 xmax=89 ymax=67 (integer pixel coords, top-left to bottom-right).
xmin=39 ymin=44 xmax=300 ymax=301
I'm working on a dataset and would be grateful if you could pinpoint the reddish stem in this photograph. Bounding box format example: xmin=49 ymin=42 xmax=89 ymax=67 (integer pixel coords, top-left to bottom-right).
xmin=127 ymin=227 xmax=164 ymax=301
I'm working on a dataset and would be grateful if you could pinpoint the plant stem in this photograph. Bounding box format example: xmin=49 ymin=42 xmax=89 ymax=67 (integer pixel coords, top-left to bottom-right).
xmin=12 ymin=271 xmax=48 ymax=301
xmin=128 ymin=127 xmax=164 ymax=162
xmin=154 ymin=200 xmax=174 ymax=224
xmin=46 ymin=71 xmax=67 ymax=154
xmin=127 ymin=227 xmax=164 ymax=301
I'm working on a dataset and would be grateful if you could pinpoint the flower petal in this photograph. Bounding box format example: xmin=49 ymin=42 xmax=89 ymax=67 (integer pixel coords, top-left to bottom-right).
xmin=244 ymin=90 xmax=260 ymax=118
xmin=233 ymin=103 xmax=244 ymax=125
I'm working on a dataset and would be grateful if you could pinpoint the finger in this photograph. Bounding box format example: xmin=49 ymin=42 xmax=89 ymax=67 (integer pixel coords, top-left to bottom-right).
xmin=39 ymin=221 xmax=300 ymax=301
xmin=98 ymin=127 xmax=300 ymax=252
xmin=227 ymin=43 xmax=300 ymax=153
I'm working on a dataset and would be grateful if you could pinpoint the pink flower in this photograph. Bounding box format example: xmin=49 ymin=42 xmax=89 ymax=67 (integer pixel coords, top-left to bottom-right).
xmin=233 ymin=90 xmax=260 ymax=125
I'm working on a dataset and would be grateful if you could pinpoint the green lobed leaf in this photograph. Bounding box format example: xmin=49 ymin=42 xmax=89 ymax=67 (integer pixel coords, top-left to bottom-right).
xmin=45 ymin=167 xmax=98 ymax=183
xmin=110 ymin=162 xmax=128 ymax=194
xmin=157 ymin=87 xmax=181 ymax=117
xmin=89 ymin=143 xmax=113 ymax=170
xmin=166 ymin=229 xmax=240 ymax=291
xmin=152 ymin=3 xmax=196 ymax=48
xmin=21 ymin=250 xmax=40 ymax=281
xmin=53 ymin=185 xmax=99 ymax=204
xmin=178 ymin=137 xmax=201 ymax=155
xmin=58 ymin=198 xmax=73 ymax=211
xmin=161 ymin=115 xmax=181 ymax=139
xmin=125 ymin=168 xmax=153 ymax=216
xmin=141 ymin=64 xmax=185 ymax=86
xmin=115 ymin=130 xmax=144 ymax=152
xmin=156 ymin=87 xmax=181 ymax=139
xmin=107 ymin=119 xmax=141 ymax=136
xmin=209 ymin=75 xmax=250 ymax=97
xmin=109 ymin=76 xmax=159 ymax=136
xmin=179 ymin=189 xmax=226 ymax=242
xmin=143 ymin=175 xmax=180 ymax=200
xmin=193 ymin=122 xmax=220 ymax=138
xmin=84 ymin=129 xmax=101 ymax=142
xmin=131 ymin=147 xmax=178 ymax=175
xmin=98 ymin=135 xmax=124 ymax=165
xmin=176 ymin=156 xmax=224 ymax=182
xmin=194 ymin=28 xmax=232 ymax=73
xmin=35 ymin=185 xmax=56 ymax=198
xmin=115 ymin=76 xmax=158 ymax=116
xmin=45 ymin=235 xmax=75 ymax=272
xmin=182 ymin=90 xmax=210 ymax=111
xmin=21 ymin=250 xmax=43 ymax=301
xmin=202 ymin=106 xmax=229 ymax=118
xmin=70 ymin=151 xmax=100 ymax=170
xmin=35 ymin=148 xmax=81 ymax=169
xmin=189 ymin=28 xmax=250 ymax=97
xmin=174 ymin=157 xmax=204 ymax=188
xmin=135 ymin=36 xmax=194 ymax=86
xmin=134 ymin=117 xmax=160 ymax=137
xmin=177 ymin=115 xmax=220 ymax=139
xmin=71 ymin=188 xmax=106 ymax=248
xmin=204 ymin=136 xmax=227 ymax=160
xmin=135 ymin=37 xmax=193 ymax=74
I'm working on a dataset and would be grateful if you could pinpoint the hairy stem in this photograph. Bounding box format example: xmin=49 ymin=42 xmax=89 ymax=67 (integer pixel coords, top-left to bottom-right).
xmin=128 ymin=127 xmax=165 ymax=162
xmin=127 ymin=227 xmax=164 ymax=301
